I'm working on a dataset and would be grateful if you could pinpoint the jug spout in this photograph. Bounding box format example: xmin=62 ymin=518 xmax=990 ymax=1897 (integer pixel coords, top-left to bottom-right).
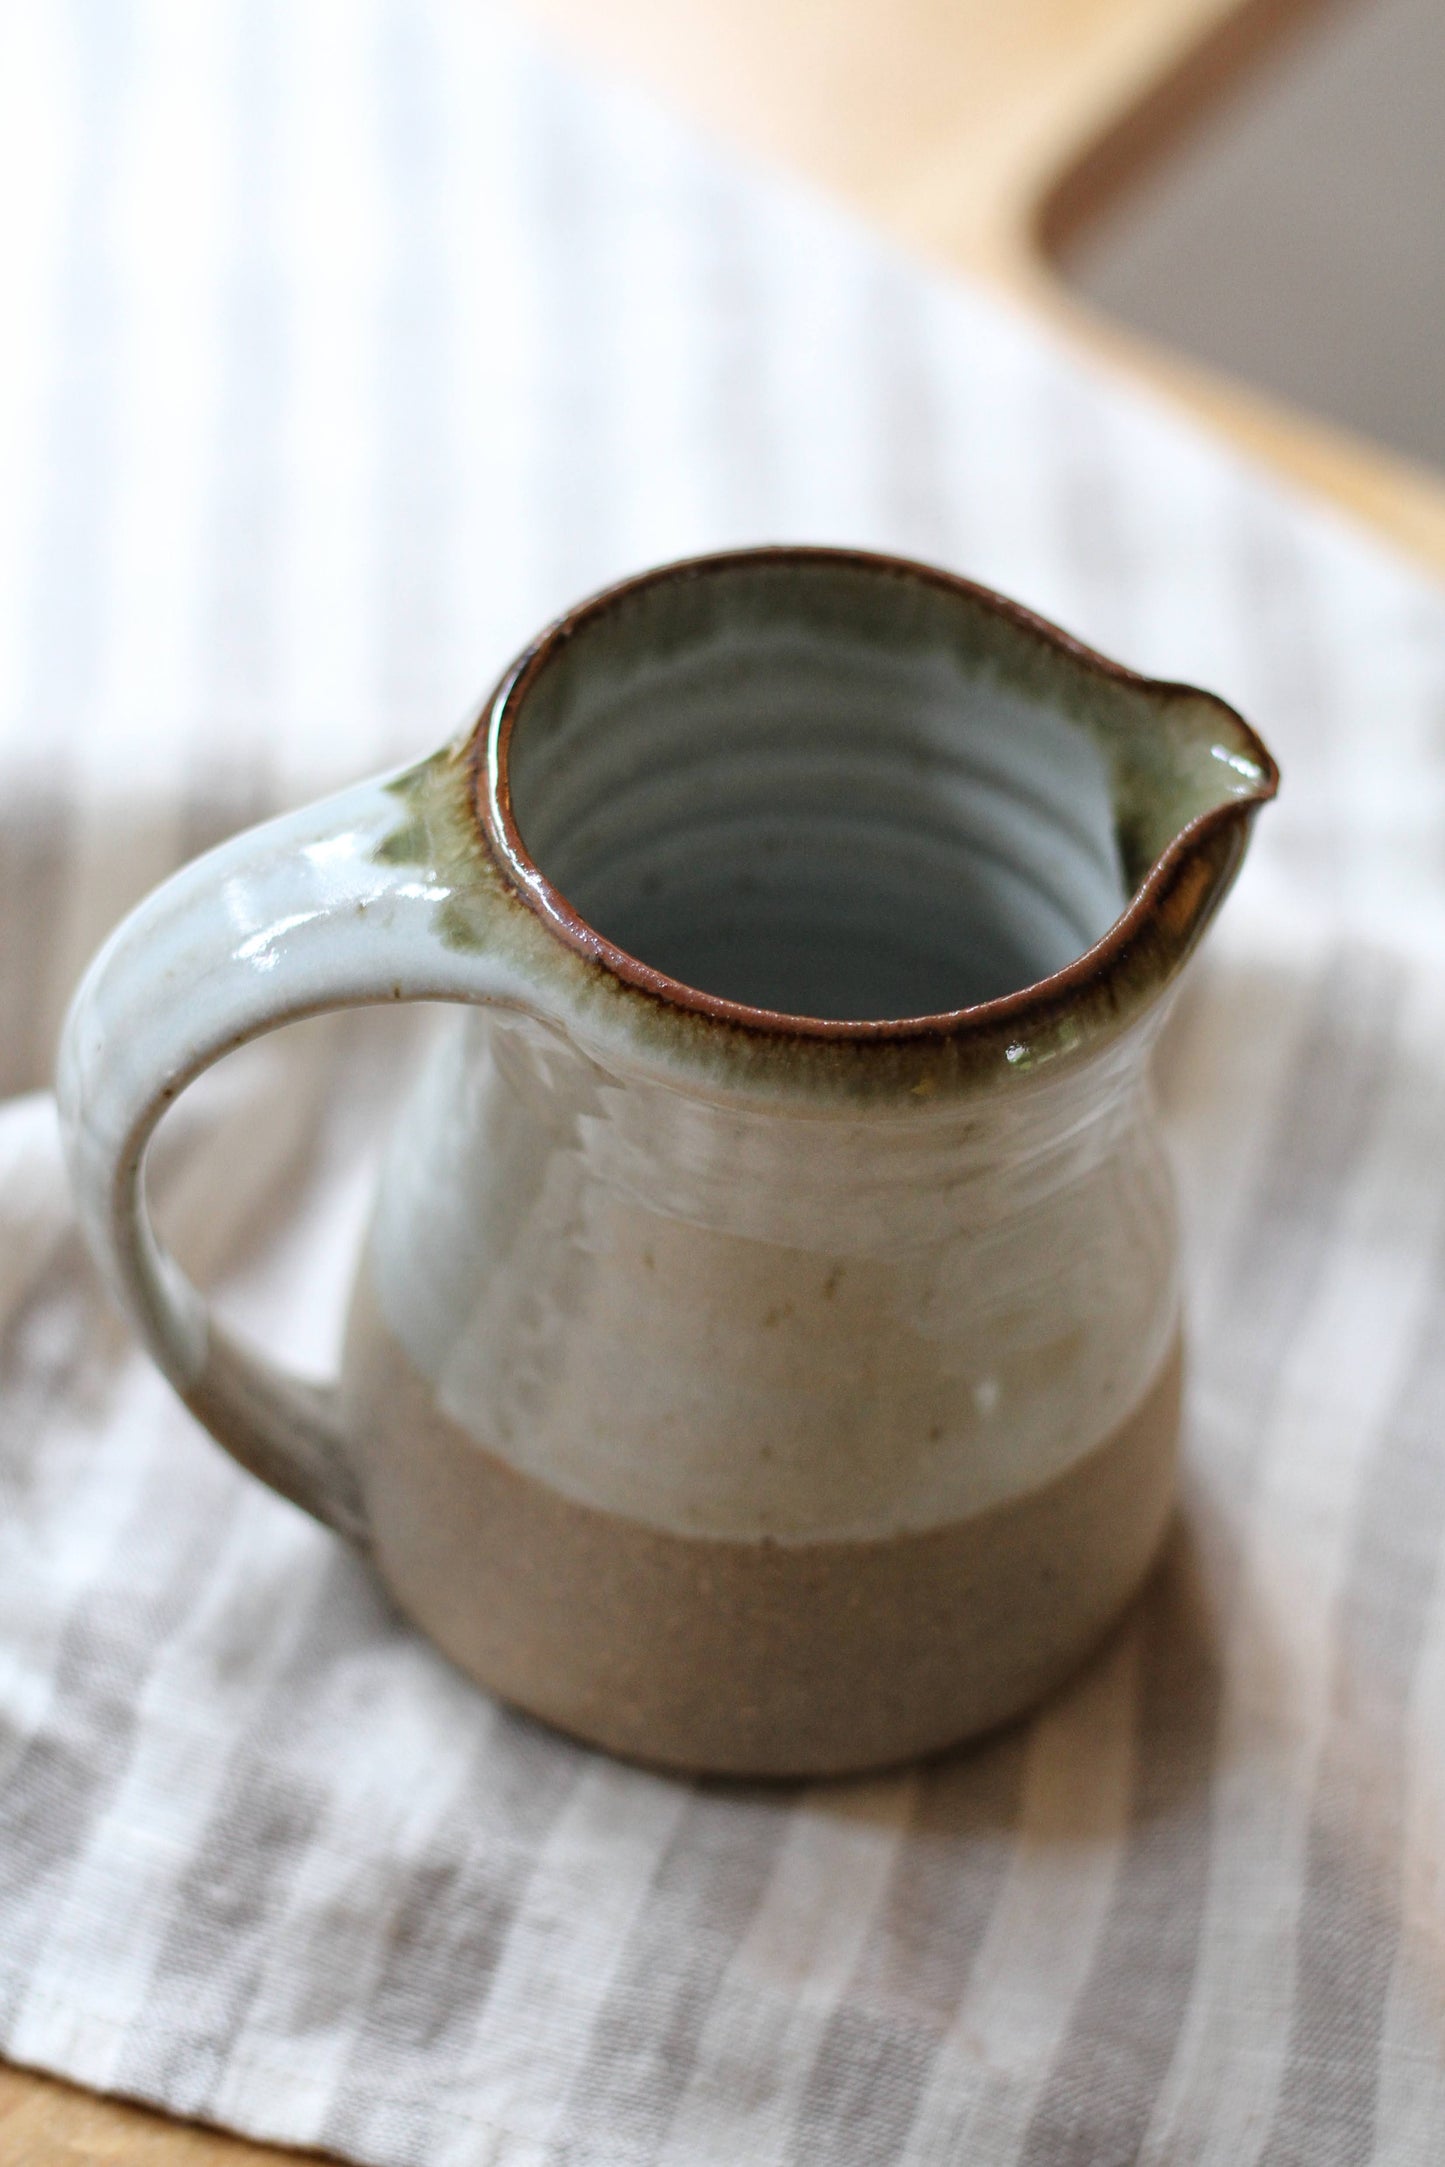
xmin=1111 ymin=689 xmax=1277 ymax=891
xmin=1053 ymin=669 xmax=1279 ymax=1060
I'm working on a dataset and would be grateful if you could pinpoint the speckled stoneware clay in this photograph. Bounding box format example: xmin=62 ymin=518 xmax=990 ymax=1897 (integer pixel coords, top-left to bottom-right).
xmin=58 ymin=547 xmax=1277 ymax=1777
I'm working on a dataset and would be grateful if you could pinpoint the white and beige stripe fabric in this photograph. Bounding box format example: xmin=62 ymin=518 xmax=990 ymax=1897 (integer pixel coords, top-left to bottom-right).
xmin=2 ymin=4 xmax=1444 ymax=2161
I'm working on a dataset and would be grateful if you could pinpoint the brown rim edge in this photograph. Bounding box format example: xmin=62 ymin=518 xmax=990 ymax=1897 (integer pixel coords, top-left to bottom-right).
xmin=464 ymin=545 xmax=1279 ymax=1045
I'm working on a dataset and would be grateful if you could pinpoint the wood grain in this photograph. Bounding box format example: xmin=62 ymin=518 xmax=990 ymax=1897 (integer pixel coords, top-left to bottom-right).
xmin=9 ymin=0 xmax=1441 ymax=2156
xmin=0 ymin=2063 xmax=320 ymax=2164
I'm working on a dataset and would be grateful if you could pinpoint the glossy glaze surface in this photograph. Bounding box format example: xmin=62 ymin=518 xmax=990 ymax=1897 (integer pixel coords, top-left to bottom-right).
xmin=361 ymin=1006 xmax=1180 ymax=1544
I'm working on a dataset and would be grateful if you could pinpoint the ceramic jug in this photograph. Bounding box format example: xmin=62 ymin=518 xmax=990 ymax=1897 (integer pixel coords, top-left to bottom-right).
xmin=58 ymin=548 xmax=1277 ymax=1777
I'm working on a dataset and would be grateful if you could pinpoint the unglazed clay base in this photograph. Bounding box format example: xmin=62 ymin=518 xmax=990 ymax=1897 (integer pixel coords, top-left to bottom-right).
xmin=343 ymin=1268 xmax=1182 ymax=1778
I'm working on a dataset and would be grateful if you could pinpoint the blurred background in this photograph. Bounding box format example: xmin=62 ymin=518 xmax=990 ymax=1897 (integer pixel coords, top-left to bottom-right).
xmin=532 ymin=0 xmax=1445 ymax=558
xmin=1047 ymin=0 xmax=1445 ymax=474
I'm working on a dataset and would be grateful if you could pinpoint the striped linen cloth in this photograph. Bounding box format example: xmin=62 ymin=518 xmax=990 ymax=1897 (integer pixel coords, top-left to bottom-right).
xmin=3 ymin=4 xmax=1445 ymax=2161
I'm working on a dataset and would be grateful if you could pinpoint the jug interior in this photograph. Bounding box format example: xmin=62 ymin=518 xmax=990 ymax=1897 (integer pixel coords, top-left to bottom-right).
xmin=505 ymin=563 xmax=1132 ymax=1022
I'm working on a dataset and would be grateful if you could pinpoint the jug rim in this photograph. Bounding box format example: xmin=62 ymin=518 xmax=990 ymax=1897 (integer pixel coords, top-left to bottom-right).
xmin=466 ymin=545 xmax=1278 ymax=1066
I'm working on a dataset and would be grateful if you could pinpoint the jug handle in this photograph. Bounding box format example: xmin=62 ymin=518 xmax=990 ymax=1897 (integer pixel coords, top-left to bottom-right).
xmin=55 ymin=764 xmax=533 ymax=1552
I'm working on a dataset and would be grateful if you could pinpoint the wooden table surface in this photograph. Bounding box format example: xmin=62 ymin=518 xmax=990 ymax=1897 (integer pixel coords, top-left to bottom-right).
xmin=6 ymin=0 xmax=1441 ymax=2158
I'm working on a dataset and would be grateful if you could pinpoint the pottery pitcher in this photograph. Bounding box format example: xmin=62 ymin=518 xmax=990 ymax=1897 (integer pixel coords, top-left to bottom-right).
xmin=58 ymin=548 xmax=1277 ymax=1776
